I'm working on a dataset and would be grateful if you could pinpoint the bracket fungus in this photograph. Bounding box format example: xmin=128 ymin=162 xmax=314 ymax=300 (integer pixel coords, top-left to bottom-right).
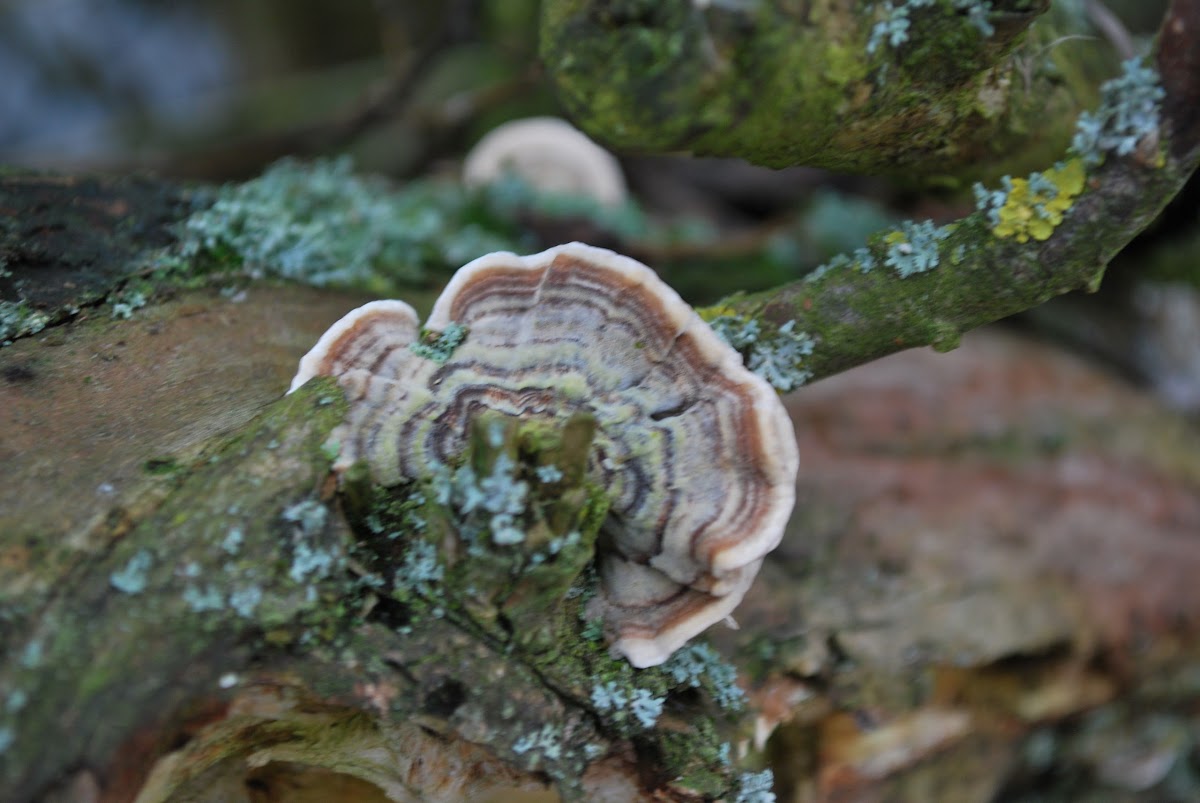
xmin=462 ymin=116 xmax=628 ymax=207
xmin=290 ymin=243 xmax=799 ymax=667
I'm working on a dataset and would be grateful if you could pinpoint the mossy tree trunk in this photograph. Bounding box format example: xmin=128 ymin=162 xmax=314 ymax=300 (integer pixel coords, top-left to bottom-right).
xmin=539 ymin=0 xmax=1114 ymax=182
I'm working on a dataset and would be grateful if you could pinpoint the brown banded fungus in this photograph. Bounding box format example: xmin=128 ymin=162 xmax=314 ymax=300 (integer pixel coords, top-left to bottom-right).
xmin=290 ymin=243 xmax=799 ymax=667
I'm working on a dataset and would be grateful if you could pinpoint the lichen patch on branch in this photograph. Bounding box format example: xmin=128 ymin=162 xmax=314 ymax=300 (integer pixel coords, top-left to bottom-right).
xmin=974 ymin=158 xmax=1087 ymax=243
xmin=1072 ymin=57 xmax=1166 ymax=166
xmin=867 ymin=0 xmax=995 ymax=55
xmin=709 ymin=314 xmax=817 ymax=392
xmin=883 ymin=220 xmax=952 ymax=278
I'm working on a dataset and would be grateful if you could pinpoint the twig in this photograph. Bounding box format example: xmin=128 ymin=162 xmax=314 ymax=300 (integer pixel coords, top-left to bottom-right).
xmin=717 ymin=0 xmax=1200 ymax=386
xmin=1084 ymin=0 xmax=1136 ymax=61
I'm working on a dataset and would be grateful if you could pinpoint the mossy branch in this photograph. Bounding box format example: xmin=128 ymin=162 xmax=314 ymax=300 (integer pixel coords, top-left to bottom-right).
xmin=702 ymin=1 xmax=1200 ymax=386
xmin=0 ymin=381 xmax=355 ymax=798
xmin=0 ymin=384 xmax=757 ymax=801
xmin=540 ymin=0 xmax=1113 ymax=181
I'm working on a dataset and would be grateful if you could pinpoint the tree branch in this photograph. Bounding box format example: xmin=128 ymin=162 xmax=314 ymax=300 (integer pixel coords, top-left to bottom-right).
xmin=710 ymin=0 xmax=1200 ymax=385
xmin=540 ymin=0 xmax=1112 ymax=181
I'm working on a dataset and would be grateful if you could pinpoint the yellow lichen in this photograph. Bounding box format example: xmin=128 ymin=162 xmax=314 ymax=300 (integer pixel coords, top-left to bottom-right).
xmin=992 ymin=159 xmax=1086 ymax=243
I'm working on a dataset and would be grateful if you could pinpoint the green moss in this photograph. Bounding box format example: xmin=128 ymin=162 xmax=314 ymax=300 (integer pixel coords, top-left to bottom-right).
xmin=142 ymin=457 xmax=182 ymax=476
xmin=540 ymin=0 xmax=1075 ymax=181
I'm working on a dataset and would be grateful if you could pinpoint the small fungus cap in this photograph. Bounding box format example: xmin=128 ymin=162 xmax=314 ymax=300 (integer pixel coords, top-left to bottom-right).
xmin=462 ymin=116 xmax=628 ymax=207
xmin=291 ymin=243 xmax=799 ymax=667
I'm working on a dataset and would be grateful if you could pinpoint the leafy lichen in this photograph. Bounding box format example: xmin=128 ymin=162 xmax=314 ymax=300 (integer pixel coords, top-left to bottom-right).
xmin=867 ymin=0 xmax=992 ymax=55
xmin=172 ymin=156 xmax=521 ymax=291
xmin=709 ymin=314 xmax=816 ymax=392
xmin=709 ymin=315 xmax=762 ymax=350
xmin=590 ymin=681 xmax=665 ymax=729
xmin=511 ymin=723 xmax=563 ymax=761
xmin=393 ymin=540 xmax=444 ymax=598
xmin=0 ymin=301 xmax=50 ymax=344
xmin=109 ymin=549 xmax=153 ymax=595
xmin=974 ymin=159 xmax=1086 ymax=243
xmin=409 ymin=322 xmax=468 ymax=365
xmin=228 ymin=586 xmax=263 ymax=618
xmin=431 ymin=449 xmax=530 ymax=547
xmin=1071 ymin=57 xmax=1165 ymax=167
xmin=663 ymin=642 xmax=747 ymax=711
xmin=182 ymin=584 xmax=225 ymax=613
xmin=747 ymin=321 xmax=816 ymax=392
xmin=735 ymin=769 xmax=777 ymax=803
xmin=883 ymin=220 xmax=951 ymax=278
xmin=628 ymin=688 xmax=666 ymax=729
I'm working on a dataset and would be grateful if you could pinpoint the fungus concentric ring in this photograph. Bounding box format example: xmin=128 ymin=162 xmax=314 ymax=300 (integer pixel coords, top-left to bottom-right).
xmin=291 ymin=243 xmax=799 ymax=667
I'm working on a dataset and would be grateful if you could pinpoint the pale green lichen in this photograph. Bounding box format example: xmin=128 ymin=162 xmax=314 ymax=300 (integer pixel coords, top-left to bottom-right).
xmin=883 ymin=220 xmax=951 ymax=277
xmin=803 ymin=246 xmax=878 ymax=283
xmin=173 ymin=156 xmax=518 ymax=290
xmin=709 ymin=315 xmax=815 ymax=392
xmin=281 ymin=499 xmax=343 ymax=586
xmin=182 ymin=584 xmax=225 ymax=612
xmin=868 ymin=0 xmax=992 ymax=55
xmin=709 ymin=315 xmax=761 ymax=349
xmin=0 ymin=301 xmax=50 ymax=344
xmin=229 ymin=586 xmax=263 ymax=618
xmin=109 ymin=549 xmax=153 ymax=595
xmin=663 ymin=642 xmax=747 ymax=711
xmin=1071 ymin=57 xmax=1164 ymax=167
xmin=590 ymin=681 xmax=665 ymax=729
xmin=535 ymin=464 xmax=564 ymax=484
xmin=590 ymin=680 xmax=627 ymax=712
xmin=954 ymin=0 xmax=994 ymax=36
xmin=867 ymin=0 xmax=926 ymax=53
xmin=110 ymin=289 xmax=148 ymax=320
xmin=281 ymin=499 xmax=328 ymax=534
xmin=431 ymin=452 xmax=530 ymax=547
xmin=747 ymin=321 xmax=816 ymax=392
xmin=410 ymin=322 xmax=468 ymax=365
xmin=735 ymin=769 xmax=776 ymax=803
xmin=19 ymin=639 xmax=43 ymax=669
xmin=512 ymin=723 xmax=563 ymax=761
xmin=628 ymin=688 xmax=666 ymax=728
xmin=289 ymin=541 xmax=339 ymax=583
xmin=6 ymin=691 xmax=27 ymax=714
xmin=221 ymin=528 xmax=244 ymax=555
xmin=393 ymin=540 xmax=444 ymax=598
